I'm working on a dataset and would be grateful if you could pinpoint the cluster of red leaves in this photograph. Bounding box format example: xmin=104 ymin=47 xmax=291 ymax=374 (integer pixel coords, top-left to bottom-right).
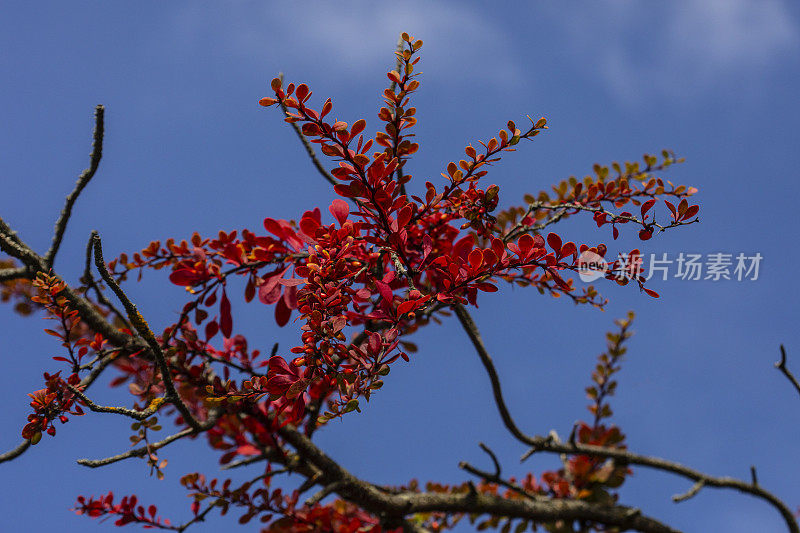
xmin=22 ymin=370 xmax=83 ymax=443
xmin=19 ymin=273 xmax=116 ymax=441
xmin=178 ymin=472 xmax=396 ymax=533
xmin=74 ymin=492 xmax=171 ymax=529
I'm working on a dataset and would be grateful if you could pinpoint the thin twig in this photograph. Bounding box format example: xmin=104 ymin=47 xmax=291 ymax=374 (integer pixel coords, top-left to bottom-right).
xmin=672 ymin=480 xmax=705 ymax=503
xmin=459 ymin=460 xmax=546 ymax=503
xmin=479 ymin=442 xmax=501 ymax=477
xmin=77 ymin=409 xmax=220 ymax=468
xmin=277 ymin=74 xmax=336 ymax=187
xmin=305 ymin=481 xmax=346 ymax=507
xmin=388 ymin=33 xmax=408 ymax=197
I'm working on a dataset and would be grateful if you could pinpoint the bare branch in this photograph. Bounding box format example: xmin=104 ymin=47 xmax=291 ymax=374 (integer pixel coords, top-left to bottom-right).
xmin=0 ymin=440 xmax=31 ymax=464
xmin=66 ymin=383 xmax=162 ymax=421
xmin=479 ymin=442 xmax=501 ymax=478
xmin=305 ymin=481 xmax=346 ymax=507
xmin=459 ymin=460 xmax=545 ymax=503
xmin=0 ymin=266 xmax=30 ymax=282
xmin=672 ymin=480 xmax=705 ymax=503
xmin=76 ymin=409 xmax=219 ymax=468
xmin=775 ymin=345 xmax=800 ymax=400
xmin=45 ymin=105 xmax=105 ymax=268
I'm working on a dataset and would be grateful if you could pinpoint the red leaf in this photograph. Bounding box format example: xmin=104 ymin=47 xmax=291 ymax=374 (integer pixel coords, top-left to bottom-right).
xmin=220 ymin=290 xmax=232 ymax=338
xmin=244 ymin=279 xmax=256 ymax=303
xmin=397 ymin=300 xmax=416 ymax=316
xmin=468 ymin=249 xmax=483 ymax=270
xmin=664 ymin=200 xmax=677 ymax=220
xmin=275 ymin=298 xmax=291 ymax=327
xmin=205 ymin=320 xmax=219 ymax=341
xmin=547 ymin=233 xmax=562 ymax=255
xmin=682 ymin=204 xmax=699 ymax=220
xmin=474 ymin=282 xmax=498 ymax=292
xmin=295 ymin=83 xmax=309 ymax=102
xmin=453 ymin=234 xmax=474 ymax=259
xmin=263 ymin=218 xmax=285 ymax=238
xmin=277 ymin=277 xmax=305 ymax=287
xmin=375 ymin=281 xmax=393 ymax=302
xmin=396 ymin=205 xmax=413 ymax=229
xmin=640 ymin=199 xmax=656 ymax=217
xmin=350 ymin=118 xmax=366 ymax=139
xmin=643 ymin=288 xmax=660 ymax=298
xmin=236 ymin=444 xmax=261 ymax=456
xmin=329 ymin=199 xmax=349 ymax=225
xmin=518 ymin=234 xmax=534 ymax=255
xmin=169 ymin=269 xmax=198 ymax=286
xmin=422 ymin=234 xmax=433 ymax=261
xmin=559 ymin=241 xmax=577 ymax=260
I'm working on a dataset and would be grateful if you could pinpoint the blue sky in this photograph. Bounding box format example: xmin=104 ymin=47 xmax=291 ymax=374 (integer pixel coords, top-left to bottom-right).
xmin=1 ymin=2 xmax=799 ymax=531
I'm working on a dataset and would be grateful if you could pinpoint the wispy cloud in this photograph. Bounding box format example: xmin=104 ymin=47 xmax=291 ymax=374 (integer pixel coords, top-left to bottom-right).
xmin=170 ymin=1 xmax=521 ymax=86
xmin=548 ymin=0 xmax=799 ymax=102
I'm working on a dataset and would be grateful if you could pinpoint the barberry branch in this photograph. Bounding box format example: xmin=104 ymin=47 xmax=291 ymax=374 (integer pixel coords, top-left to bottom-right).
xmin=453 ymin=303 xmax=799 ymax=533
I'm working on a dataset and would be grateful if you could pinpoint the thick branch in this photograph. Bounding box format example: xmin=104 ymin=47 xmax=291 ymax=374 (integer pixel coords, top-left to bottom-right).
xmin=278 ymin=424 xmax=678 ymax=533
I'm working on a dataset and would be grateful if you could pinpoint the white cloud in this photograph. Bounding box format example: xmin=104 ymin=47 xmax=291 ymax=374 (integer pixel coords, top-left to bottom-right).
xmin=170 ymin=1 xmax=521 ymax=86
xmin=551 ymin=0 xmax=799 ymax=102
